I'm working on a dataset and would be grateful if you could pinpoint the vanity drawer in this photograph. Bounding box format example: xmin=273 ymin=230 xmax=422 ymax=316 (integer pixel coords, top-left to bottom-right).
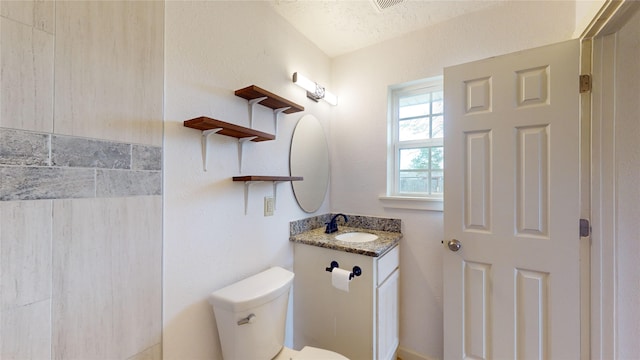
xmin=377 ymin=245 xmax=399 ymax=286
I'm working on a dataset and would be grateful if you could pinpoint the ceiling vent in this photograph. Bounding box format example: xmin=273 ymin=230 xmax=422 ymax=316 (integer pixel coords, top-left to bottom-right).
xmin=370 ymin=0 xmax=404 ymax=12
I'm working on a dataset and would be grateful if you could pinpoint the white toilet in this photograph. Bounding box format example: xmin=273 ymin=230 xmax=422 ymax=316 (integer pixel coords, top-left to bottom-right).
xmin=208 ymin=266 xmax=349 ymax=360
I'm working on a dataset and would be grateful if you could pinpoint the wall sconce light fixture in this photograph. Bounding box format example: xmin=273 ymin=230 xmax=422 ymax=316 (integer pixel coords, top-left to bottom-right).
xmin=292 ymin=72 xmax=338 ymax=106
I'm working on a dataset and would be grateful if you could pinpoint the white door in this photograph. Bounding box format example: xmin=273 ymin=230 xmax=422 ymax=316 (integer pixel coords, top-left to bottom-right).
xmin=443 ymin=40 xmax=582 ymax=359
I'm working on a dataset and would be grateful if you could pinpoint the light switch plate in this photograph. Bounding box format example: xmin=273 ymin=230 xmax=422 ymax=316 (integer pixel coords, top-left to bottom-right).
xmin=264 ymin=196 xmax=274 ymax=216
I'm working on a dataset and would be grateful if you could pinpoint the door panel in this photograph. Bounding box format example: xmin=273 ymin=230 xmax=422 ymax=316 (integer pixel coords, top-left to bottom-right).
xmin=463 ymin=261 xmax=491 ymax=359
xmin=464 ymin=130 xmax=492 ymax=232
xmin=515 ymin=268 xmax=549 ymax=359
xmin=444 ymin=40 xmax=581 ymax=359
xmin=516 ymin=125 xmax=549 ymax=237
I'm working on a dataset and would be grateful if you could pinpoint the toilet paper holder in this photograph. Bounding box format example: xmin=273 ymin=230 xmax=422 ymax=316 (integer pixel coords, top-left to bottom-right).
xmin=325 ymin=261 xmax=362 ymax=280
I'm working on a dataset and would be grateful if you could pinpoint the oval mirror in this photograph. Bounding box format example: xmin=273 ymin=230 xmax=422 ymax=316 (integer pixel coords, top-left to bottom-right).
xmin=290 ymin=114 xmax=330 ymax=213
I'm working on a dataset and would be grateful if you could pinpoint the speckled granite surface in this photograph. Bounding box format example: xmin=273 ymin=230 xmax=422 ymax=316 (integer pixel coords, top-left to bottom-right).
xmin=289 ymin=214 xmax=333 ymax=236
xmin=289 ymin=214 xmax=402 ymax=257
xmin=289 ymin=213 xmax=401 ymax=235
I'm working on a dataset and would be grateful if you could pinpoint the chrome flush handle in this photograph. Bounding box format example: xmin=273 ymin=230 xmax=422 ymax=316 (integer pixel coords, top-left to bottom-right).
xmin=237 ymin=313 xmax=256 ymax=326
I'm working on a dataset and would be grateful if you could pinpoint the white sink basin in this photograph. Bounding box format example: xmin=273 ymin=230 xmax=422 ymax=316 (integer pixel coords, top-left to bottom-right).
xmin=334 ymin=232 xmax=378 ymax=243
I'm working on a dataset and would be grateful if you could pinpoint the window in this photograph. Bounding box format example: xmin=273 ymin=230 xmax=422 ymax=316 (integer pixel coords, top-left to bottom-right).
xmin=385 ymin=77 xmax=444 ymax=206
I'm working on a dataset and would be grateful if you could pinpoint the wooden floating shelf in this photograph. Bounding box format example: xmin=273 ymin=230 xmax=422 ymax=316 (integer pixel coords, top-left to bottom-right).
xmin=232 ymin=176 xmax=303 ymax=182
xmin=183 ymin=85 xmax=305 ymax=208
xmin=233 ymin=176 xmax=304 ymax=214
xmin=184 ymin=117 xmax=274 ymax=141
xmin=235 ymin=85 xmax=304 ymax=114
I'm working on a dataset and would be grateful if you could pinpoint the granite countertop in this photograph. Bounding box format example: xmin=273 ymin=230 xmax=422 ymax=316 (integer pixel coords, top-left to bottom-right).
xmin=289 ymin=226 xmax=402 ymax=257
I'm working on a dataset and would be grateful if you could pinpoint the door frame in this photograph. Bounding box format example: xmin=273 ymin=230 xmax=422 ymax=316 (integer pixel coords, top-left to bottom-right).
xmin=582 ymin=1 xmax=640 ymax=358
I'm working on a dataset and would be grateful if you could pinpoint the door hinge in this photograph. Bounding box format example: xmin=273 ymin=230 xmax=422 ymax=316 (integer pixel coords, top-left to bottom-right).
xmin=579 ymin=74 xmax=592 ymax=93
xmin=580 ymin=218 xmax=591 ymax=237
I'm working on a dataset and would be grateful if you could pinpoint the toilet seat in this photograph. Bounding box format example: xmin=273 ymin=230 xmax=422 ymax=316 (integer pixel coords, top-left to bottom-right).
xmin=274 ymin=346 xmax=349 ymax=360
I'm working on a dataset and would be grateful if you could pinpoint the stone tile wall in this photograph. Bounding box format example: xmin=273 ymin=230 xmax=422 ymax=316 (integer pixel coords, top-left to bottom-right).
xmin=0 ymin=1 xmax=164 ymax=359
xmin=0 ymin=128 xmax=162 ymax=201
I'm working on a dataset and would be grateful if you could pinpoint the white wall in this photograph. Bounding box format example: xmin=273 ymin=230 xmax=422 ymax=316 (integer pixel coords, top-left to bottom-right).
xmin=330 ymin=2 xmax=580 ymax=359
xmin=574 ymin=0 xmax=608 ymax=37
xmin=163 ymin=2 xmax=332 ymax=359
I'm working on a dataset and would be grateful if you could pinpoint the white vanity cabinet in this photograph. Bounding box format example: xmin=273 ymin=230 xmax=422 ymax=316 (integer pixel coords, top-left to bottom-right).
xmin=293 ymin=243 xmax=399 ymax=360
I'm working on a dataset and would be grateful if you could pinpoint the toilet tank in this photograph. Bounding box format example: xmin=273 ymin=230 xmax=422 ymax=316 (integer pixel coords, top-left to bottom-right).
xmin=208 ymin=266 xmax=294 ymax=360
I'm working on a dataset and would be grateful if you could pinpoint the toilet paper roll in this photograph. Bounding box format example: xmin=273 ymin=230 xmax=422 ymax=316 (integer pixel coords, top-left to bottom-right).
xmin=331 ymin=268 xmax=351 ymax=292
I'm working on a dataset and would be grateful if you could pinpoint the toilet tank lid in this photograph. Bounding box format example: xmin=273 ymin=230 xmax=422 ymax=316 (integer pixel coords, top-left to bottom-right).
xmin=209 ymin=266 xmax=294 ymax=312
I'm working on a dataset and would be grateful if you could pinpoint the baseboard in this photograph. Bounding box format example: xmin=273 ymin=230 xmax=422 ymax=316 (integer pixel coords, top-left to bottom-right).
xmin=396 ymin=347 xmax=436 ymax=360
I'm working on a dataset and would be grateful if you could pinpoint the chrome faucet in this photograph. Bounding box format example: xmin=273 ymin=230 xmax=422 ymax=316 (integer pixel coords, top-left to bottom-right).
xmin=325 ymin=213 xmax=348 ymax=234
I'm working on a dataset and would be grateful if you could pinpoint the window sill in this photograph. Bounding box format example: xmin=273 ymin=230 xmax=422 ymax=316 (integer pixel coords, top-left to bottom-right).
xmin=379 ymin=195 xmax=443 ymax=212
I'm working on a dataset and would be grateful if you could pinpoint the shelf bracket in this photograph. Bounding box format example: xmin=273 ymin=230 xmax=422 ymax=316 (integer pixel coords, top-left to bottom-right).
xmin=248 ymin=97 xmax=268 ymax=128
xmin=272 ymin=107 xmax=290 ymax=134
xmin=242 ymin=181 xmax=263 ymax=215
xmin=237 ymin=136 xmax=257 ymax=173
xmin=272 ymin=181 xmax=288 ymax=210
xmin=201 ymin=128 xmax=223 ymax=171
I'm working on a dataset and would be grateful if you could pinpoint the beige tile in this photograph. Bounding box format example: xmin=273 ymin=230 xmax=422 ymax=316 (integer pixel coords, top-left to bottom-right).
xmin=0 ymin=17 xmax=54 ymax=132
xmin=0 ymin=0 xmax=54 ymax=33
xmin=0 ymin=200 xmax=52 ymax=309
xmin=52 ymin=196 xmax=162 ymax=359
xmin=112 ymin=196 xmax=163 ymax=357
xmin=127 ymin=343 xmax=162 ymax=360
xmin=33 ymin=0 xmax=55 ymax=33
xmin=0 ymin=199 xmax=53 ymax=360
xmin=0 ymin=299 xmax=51 ymax=360
xmin=54 ymin=1 xmax=164 ymax=146
xmin=0 ymin=0 xmax=33 ymax=26
xmin=52 ymin=198 xmax=116 ymax=359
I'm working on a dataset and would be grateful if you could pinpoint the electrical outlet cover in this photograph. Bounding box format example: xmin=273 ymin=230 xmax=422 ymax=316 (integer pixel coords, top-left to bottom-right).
xmin=264 ymin=196 xmax=274 ymax=216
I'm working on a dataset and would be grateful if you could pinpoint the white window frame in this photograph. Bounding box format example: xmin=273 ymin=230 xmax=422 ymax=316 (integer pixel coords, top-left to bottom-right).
xmin=380 ymin=76 xmax=444 ymax=211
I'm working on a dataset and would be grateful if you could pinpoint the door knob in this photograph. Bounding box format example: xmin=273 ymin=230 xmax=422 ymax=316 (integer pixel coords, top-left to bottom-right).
xmin=447 ymin=239 xmax=462 ymax=252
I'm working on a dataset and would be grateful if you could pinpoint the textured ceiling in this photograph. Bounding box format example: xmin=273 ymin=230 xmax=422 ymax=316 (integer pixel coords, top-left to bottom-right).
xmin=269 ymin=0 xmax=506 ymax=58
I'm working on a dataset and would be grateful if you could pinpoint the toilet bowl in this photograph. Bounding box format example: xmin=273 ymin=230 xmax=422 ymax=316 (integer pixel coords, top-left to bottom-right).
xmin=208 ymin=266 xmax=349 ymax=360
xmin=274 ymin=345 xmax=348 ymax=360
